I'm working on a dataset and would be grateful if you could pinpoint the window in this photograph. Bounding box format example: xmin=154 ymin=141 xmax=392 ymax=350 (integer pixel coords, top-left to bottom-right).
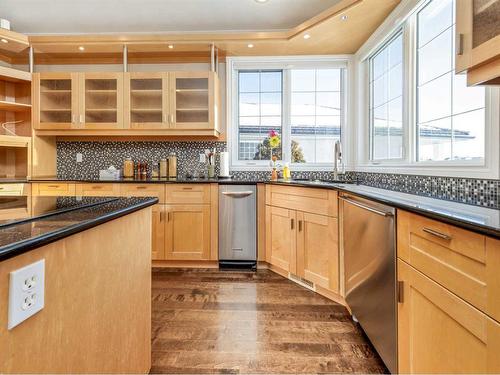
xmin=229 ymin=57 xmax=348 ymax=169
xmin=364 ymin=0 xmax=490 ymax=169
xmin=290 ymin=69 xmax=342 ymax=163
xmin=238 ymin=71 xmax=282 ymax=161
xmin=416 ymin=0 xmax=485 ymax=162
xmin=369 ymin=32 xmax=404 ymax=160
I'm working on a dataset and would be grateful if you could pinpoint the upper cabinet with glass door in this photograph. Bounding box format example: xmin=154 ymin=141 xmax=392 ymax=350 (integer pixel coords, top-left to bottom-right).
xmin=456 ymin=0 xmax=500 ymax=85
xmin=125 ymin=72 xmax=169 ymax=130
xmin=80 ymin=73 xmax=124 ymax=129
xmin=170 ymin=71 xmax=219 ymax=130
xmin=33 ymin=73 xmax=79 ymax=130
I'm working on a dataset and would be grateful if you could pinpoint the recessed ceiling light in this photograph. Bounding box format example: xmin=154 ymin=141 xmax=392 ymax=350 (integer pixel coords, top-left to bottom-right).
xmin=247 ymin=43 xmax=254 ymax=48
xmin=78 ymin=46 xmax=85 ymax=51
xmin=303 ymin=34 xmax=311 ymax=40
xmin=255 ymin=0 xmax=269 ymax=3
xmin=168 ymin=44 xmax=174 ymax=49
xmin=0 ymin=38 xmax=8 ymax=44
xmin=341 ymin=15 xmax=348 ymax=21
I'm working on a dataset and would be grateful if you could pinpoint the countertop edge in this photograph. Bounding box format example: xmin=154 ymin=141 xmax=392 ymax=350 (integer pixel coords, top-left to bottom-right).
xmin=0 ymin=197 xmax=159 ymax=262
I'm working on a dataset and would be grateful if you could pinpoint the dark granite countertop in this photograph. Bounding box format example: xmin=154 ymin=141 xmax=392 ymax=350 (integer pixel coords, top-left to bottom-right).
xmin=29 ymin=176 xmax=263 ymax=184
xmin=26 ymin=177 xmax=500 ymax=238
xmin=0 ymin=196 xmax=158 ymax=261
xmin=271 ymin=180 xmax=500 ymax=239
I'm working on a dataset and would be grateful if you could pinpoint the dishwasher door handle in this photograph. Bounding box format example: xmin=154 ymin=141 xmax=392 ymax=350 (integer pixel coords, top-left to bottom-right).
xmin=340 ymin=196 xmax=394 ymax=217
xmin=221 ymin=191 xmax=254 ymax=198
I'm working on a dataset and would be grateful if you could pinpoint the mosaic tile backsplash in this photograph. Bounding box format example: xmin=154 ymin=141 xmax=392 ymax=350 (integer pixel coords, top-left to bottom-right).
xmin=57 ymin=141 xmax=499 ymax=209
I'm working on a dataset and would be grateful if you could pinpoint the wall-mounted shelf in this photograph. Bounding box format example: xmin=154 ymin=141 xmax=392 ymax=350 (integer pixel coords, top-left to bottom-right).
xmin=0 ymin=100 xmax=32 ymax=112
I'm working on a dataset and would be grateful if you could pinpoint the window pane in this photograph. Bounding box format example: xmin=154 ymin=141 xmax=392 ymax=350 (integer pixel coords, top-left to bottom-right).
xmin=369 ymin=31 xmax=403 ymax=160
xmin=316 ymin=69 xmax=341 ymax=91
xmin=290 ymin=68 xmax=343 ymax=164
xmin=418 ymin=72 xmax=452 ymax=123
xmin=416 ymin=0 xmax=485 ymax=162
xmin=238 ymin=71 xmax=282 ymax=161
xmin=418 ymin=0 xmax=453 ymax=47
xmin=418 ymin=27 xmax=452 ymax=85
xmin=452 ymin=109 xmax=485 ymax=160
xmin=291 ymin=70 xmax=315 ymax=91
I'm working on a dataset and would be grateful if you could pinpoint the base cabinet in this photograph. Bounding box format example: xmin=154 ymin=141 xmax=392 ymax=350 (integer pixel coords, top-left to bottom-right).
xmin=398 ymin=260 xmax=500 ymax=373
xmin=164 ymin=204 xmax=211 ymax=260
xmin=297 ymin=211 xmax=338 ymax=291
xmin=266 ymin=194 xmax=339 ymax=293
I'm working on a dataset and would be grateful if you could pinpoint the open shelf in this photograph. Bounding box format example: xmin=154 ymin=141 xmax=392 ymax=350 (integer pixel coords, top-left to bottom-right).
xmin=0 ymin=66 xmax=31 ymax=83
xmin=0 ymin=100 xmax=31 ymax=112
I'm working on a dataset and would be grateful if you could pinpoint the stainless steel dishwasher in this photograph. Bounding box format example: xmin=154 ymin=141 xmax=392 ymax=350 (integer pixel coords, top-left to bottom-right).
xmin=340 ymin=193 xmax=397 ymax=374
xmin=218 ymin=184 xmax=257 ymax=269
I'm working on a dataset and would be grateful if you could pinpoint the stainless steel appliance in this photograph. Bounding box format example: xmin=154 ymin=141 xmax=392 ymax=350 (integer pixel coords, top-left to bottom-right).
xmin=340 ymin=193 xmax=397 ymax=374
xmin=218 ymin=184 xmax=256 ymax=269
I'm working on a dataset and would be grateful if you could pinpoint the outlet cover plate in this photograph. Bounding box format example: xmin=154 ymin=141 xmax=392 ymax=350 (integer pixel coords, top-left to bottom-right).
xmin=8 ymin=259 xmax=45 ymax=330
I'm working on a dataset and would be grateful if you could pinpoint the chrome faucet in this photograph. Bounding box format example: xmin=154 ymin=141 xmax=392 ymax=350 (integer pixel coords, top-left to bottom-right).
xmin=333 ymin=140 xmax=343 ymax=180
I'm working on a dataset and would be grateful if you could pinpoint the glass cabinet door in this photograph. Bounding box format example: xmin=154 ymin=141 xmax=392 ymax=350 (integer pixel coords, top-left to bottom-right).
xmin=170 ymin=72 xmax=212 ymax=129
xmin=472 ymin=0 xmax=500 ymax=48
xmin=36 ymin=73 xmax=78 ymax=129
xmin=81 ymin=73 xmax=123 ymax=129
xmin=127 ymin=73 xmax=168 ymax=129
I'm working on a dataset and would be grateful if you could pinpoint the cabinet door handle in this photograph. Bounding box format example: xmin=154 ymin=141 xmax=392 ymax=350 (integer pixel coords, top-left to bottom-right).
xmin=79 ymin=114 xmax=84 ymax=124
xmin=160 ymin=211 xmax=165 ymax=222
xmin=456 ymin=33 xmax=464 ymax=56
xmin=298 ymin=220 xmax=302 ymax=232
xmin=290 ymin=218 xmax=294 ymax=230
xmin=167 ymin=212 xmax=171 ymax=221
xmin=72 ymin=114 xmax=77 ymax=124
xmin=422 ymin=227 xmax=451 ymax=241
xmin=397 ymin=281 xmax=404 ymax=303
xmin=170 ymin=114 xmax=174 ymax=124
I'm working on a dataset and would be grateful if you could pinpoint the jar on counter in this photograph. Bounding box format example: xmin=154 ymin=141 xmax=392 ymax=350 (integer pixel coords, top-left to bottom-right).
xmin=168 ymin=152 xmax=177 ymax=178
xmin=123 ymin=157 xmax=134 ymax=178
xmin=159 ymin=158 xmax=168 ymax=178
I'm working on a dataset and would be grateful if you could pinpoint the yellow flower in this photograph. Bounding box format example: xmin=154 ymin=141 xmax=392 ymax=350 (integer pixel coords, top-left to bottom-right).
xmin=269 ymin=135 xmax=280 ymax=148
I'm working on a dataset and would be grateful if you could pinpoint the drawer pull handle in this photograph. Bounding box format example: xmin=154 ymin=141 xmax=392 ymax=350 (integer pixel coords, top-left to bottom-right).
xmin=92 ymin=186 xmax=103 ymax=189
xmin=136 ymin=186 xmax=147 ymax=190
xmin=422 ymin=227 xmax=451 ymax=241
xmin=182 ymin=187 xmax=193 ymax=190
xmin=47 ymin=185 xmax=60 ymax=188
xmin=0 ymin=187 xmax=4 ymax=190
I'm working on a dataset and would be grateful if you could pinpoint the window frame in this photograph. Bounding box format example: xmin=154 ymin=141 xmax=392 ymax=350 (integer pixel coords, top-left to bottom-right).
xmin=227 ymin=56 xmax=352 ymax=170
xmin=355 ymin=0 xmax=499 ymax=178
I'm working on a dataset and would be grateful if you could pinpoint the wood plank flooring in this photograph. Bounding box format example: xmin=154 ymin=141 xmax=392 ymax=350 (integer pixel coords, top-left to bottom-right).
xmin=151 ymin=268 xmax=387 ymax=374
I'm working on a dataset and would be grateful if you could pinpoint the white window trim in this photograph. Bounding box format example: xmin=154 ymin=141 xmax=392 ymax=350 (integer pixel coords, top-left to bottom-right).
xmin=352 ymin=0 xmax=500 ymax=179
xmin=226 ymin=55 xmax=354 ymax=171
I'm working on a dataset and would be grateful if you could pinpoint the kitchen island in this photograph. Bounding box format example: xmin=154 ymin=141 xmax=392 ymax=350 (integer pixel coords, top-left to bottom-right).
xmin=0 ymin=196 xmax=157 ymax=373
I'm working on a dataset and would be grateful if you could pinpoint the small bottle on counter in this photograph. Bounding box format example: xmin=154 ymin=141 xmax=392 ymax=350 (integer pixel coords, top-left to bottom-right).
xmin=151 ymin=162 xmax=159 ymax=178
xmin=159 ymin=158 xmax=168 ymax=178
xmin=283 ymin=163 xmax=291 ymax=180
xmin=141 ymin=162 xmax=148 ymax=180
xmin=123 ymin=157 xmax=134 ymax=179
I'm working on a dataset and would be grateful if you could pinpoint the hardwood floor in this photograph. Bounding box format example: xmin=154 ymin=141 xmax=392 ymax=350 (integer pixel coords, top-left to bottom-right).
xmin=151 ymin=268 xmax=387 ymax=374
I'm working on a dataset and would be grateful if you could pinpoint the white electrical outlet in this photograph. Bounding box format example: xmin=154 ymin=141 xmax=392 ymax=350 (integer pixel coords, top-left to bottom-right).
xmin=76 ymin=153 xmax=83 ymax=163
xmin=199 ymin=153 xmax=206 ymax=163
xmin=8 ymin=259 xmax=45 ymax=330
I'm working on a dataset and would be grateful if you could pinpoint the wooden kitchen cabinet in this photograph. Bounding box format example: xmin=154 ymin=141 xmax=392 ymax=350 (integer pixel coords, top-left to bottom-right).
xmin=34 ymin=72 xmax=124 ymax=130
xmin=169 ymin=71 xmax=219 ymax=130
xmin=125 ymin=72 xmax=169 ymax=130
xmin=33 ymin=73 xmax=79 ymax=130
xmin=164 ymin=204 xmax=211 ymax=260
xmin=266 ymin=206 xmax=296 ymax=273
xmin=265 ymin=186 xmax=339 ymax=293
xmin=398 ymin=259 xmax=500 ymax=373
xmin=296 ymin=211 xmax=338 ymax=291
xmin=79 ymin=72 xmax=124 ymax=129
xmin=31 ymin=182 xmax=75 ymax=196
xmin=455 ymin=0 xmax=500 ymax=85
xmin=75 ymin=183 xmax=121 ymax=197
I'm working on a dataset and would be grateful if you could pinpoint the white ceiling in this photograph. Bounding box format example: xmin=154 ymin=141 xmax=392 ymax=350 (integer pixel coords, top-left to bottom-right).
xmin=0 ymin=0 xmax=342 ymax=35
